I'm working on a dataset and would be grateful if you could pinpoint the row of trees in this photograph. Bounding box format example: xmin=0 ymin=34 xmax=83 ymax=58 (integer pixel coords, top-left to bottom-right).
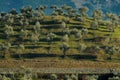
xmin=0 ymin=66 xmax=36 ymax=80
xmin=0 ymin=5 xmax=119 ymax=25
xmin=0 ymin=69 xmax=120 ymax=80
xmin=49 ymin=73 xmax=120 ymax=80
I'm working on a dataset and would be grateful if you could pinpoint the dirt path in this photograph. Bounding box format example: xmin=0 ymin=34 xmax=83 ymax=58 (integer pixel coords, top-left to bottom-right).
xmin=0 ymin=59 xmax=120 ymax=69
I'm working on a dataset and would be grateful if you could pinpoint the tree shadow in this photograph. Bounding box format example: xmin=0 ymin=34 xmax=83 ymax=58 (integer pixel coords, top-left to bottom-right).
xmin=11 ymin=52 xmax=97 ymax=60
xmin=84 ymin=37 xmax=106 ymax=42
xmin=98 ymin=29 xmax=111 ymax=32
xmin=54 ymin=32 xmax=64 ymax=36
xmin=0 ymin=30 xmax=4 ymax=33
xmin=41 ymin=21 xmax=61 ymax=25
xmin=39 ymin=37 xmax=61 ymax=42
xmin=70 ymin=25 xmax=83 ymax=29
xmin=43 ymin=25 xmax=60 ymax=29
xmin=68 ymin=54 xmax=96 ymax=60
xmin=25 ymin=45 xmax=41 ymax=49
xmin=0 ymin=34 xmax=6 ymax=39
xmin=11 ymin=53 xmax=61 ymax=59
xmin=98 ymin=73 xmax=113 ymax=80
xmin=88 ymin=28 xmax=98 ymax=30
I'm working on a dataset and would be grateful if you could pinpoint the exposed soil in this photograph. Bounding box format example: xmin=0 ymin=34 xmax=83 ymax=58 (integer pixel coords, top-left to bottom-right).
xmin=0 ymin=59 xmax=120 ymax=69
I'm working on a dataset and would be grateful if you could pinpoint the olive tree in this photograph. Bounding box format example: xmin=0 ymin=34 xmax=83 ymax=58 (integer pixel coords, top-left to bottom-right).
xmin=106 ymin=22 xmax=116 ymax=32
xmin=51 ymin=11 xmax=58 ymax=16
xmin=62 ymin=34 xmax=69 ymax=42
xmin=81 ymin=28 xmax=88 ymax=39
xmin=90 ymin=21 xmax=99 ymax=30
xmin=61 ymin=21 xmax=67 ymax=29
xmin=47 ymin=32 xmax=56 ymax=43
xmin=108 ymin=76 xmax=120 ymax=80
xmin=2 ymin=75 xmax=11 ymax=80
xmin=92 ymin=9 xmax=103 ymax=21
xmin=30 ymin=33 xmax=39 ymax=44
xmin=70 ymin=74 xmax=78 ymax=80
xmin=108 ymin=72 xmax=120 ymax=80
xmin=62 ymin=28 xmax=70 ymax=35
xmin=33 ymin=10 xmax=41 ymax=21
xmin=10 ymin=8 xmax=18 ymax=15
xmin=64 ymin=75 xmax=72 ymax=80
xmin=54 ymin=8 xmax=64 ymax=16
xmin=106 ymin=13 xmax=119 ymax=24
xmin=85 ymin=75 xmax=99 ymax=80
xmin=17 ymin=44 xmax=25 ymax=59
xmin=79 ymin=7 xmax=89 ymax=18
xmin=64 ymin=74 xmax=78 ymax=80
xmin=23 ymin=19 xmax=29 ymax=30
xmin=60 ymin=42 xmax=70 ymax=58
xmin=0 ymin=42 xmax=11 ymax=59
xmin=19 ymin=29 xmax=28 ymax=42
xmin=7 ymin=17 xmax=14 ymax=26
xmin=62 ymin=17 xmax=70 ymax=24
xmin=77 ymin=43 xmax=87 ymax=54
xmin=106 ymin=13 xmax=119 ymax=31
xmin=50 ymin=74 xmax=58 ymax=80
xmin=105 ymin=46 xmax=120 ymax=60
xmin=75 ymin=30 xmax=83 ymax=42
xmin=4 ymin=25 xmax=14 ymax=39
xmin=71 ymin=28 xmax=78 ymax=35
xmin=20 ymin=6 xmax=26 ymax=14
xmin=46 ymin=32 xmax=56 ymax=54
xmin=14 ymin=67 xmax=34 ymax=80
xmin=33 ymin=21 xmax=41 ymax=34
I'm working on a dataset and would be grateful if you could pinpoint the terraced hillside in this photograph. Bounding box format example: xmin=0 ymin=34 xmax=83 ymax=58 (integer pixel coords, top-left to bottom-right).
xmin=0 ymin=5 xmax=120 ymax=68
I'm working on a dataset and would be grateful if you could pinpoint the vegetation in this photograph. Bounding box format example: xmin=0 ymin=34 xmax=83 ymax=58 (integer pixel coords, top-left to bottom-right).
xmin=0 ymin=4 xmax=119 ymax=60
xmin=0 ymin=4 xmax=120 ymax=80
xmin=0 ymin=68 xmax=119 ymax=80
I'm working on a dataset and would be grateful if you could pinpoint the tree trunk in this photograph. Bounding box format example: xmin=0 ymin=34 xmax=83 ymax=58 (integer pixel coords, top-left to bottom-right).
xmin=2 ymin=52 xmax=5 ymax=58
xmin=63 ymin=49 xmax=66 ymax=58
xmin=19 ymin=54 xmax=22 ymax=60
xmin=3 ymin=50 xmax=9 ymax=59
